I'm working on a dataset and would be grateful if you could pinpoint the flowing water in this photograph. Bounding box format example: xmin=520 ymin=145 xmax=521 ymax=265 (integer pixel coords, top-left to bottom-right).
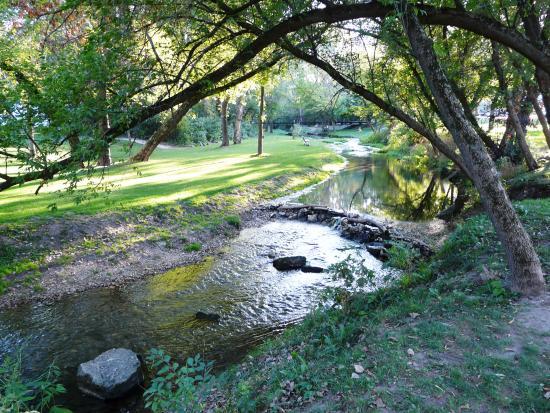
xmin=0 ymin=139 xmax=451 ymax=411
xmin=296 ymin=140 xmax=454 ymax=221
xmin=0 ymin=222 xmax=388 ymax=411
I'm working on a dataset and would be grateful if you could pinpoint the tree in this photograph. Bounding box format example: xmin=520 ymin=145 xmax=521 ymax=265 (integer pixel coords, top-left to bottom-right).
xmin=401 ymin=2 xmax=544 ymax=295
xmin=233 ymin=95 xmax=245 ymax=144
xmin=220 ymin=97 xmax=230 ymax=147
xmin=491 ymin=43 xmax=538 ymax=170
xmin=258 ymin=85 xmax=265 ymax=156
xmin=525 ymin=84 xmax=550 ymax=149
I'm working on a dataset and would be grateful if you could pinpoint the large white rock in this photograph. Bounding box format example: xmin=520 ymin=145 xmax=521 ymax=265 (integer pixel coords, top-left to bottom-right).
xmin=77 ymin=348 xmax=142 ymax=400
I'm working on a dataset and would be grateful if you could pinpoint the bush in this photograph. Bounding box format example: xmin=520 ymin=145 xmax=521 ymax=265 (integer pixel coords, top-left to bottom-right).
xmin=325 ymin=254 xmax=376 ymax=313
xmin=360 ymin=128 xmax=389 ymax=147
xmin=144 ymin=349 xmax=213 ymax=413
xmin=171 ymin=116 xmax=221 ymax=145
xmin=130 ymin=116 xmax=163 ymax=140
xmin=291 ymin=123 xmax=303 ymax=139
xmin=0 ymin=353 xmax=67 ymax=413
xmin=225 ymin=215 xmax=241 ymax=228
xmin=184 ymin=242 xmax=202 ymax=252
xmin=386 ymin=242 xmax=420 ymax=272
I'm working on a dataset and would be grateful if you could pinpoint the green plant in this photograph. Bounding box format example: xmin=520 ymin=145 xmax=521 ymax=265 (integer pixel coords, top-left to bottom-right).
xmin=225 ymin=215 xmax=241 ymax=228
xmin=184 ymin=242 xmax=202 ymax=252
xmin=386 ymin=242 xmax=420 ymax=272
xmin=0 ymin=353 xmax=67 ymax=413
xmin=144 ymin=349 xmax=213 ymax=413
xmin=326 ymin=253 xmax=375 ymax=312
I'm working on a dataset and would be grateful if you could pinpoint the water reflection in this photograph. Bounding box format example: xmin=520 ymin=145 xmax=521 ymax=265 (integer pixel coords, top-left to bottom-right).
xmin=0 ymin=221 xmax=391 ymax=412
xmin=298 ymin=153 xmax=454 ymax=220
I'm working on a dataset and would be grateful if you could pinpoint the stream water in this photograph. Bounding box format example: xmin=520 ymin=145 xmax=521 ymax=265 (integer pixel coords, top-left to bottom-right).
xmin=296 ymin=140 xmax=454 ymax=220
xmin=0 ymin=139 xmax=453 ymax=412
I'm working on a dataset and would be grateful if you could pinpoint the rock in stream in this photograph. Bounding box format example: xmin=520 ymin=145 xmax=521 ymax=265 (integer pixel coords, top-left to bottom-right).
xmin=77 ymin=348 xmax=143 ymax=400
xmin=272 ymin=256 xmax=307 ymax=271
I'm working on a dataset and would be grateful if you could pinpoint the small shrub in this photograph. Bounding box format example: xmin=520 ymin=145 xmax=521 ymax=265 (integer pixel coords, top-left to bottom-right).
xmin=184 ymin=242 xmax=202 ymax=252
xmin=386 ymin=242 xmax=420 ymax=272
xmin=144 ymin=349 xmax=213 ymax=413
xmin=0 ymin=353 xmax=66 ymax=413
xmin=360 ymin=128 xmax=389 ymax=147
xmin=0 ymin=244 xmax=16 ymax=265
xmin=225 ymin=215 xmax=241 ymax=228
xmin=326 ymin=254 xmax=375 ymax=312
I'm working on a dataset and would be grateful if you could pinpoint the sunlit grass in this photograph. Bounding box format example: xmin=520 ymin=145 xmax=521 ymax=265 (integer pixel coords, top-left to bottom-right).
xmin=526 ymin=129 xmax=550 ymax=158
xmin=0 ymin=135 xmax=342 ymax=224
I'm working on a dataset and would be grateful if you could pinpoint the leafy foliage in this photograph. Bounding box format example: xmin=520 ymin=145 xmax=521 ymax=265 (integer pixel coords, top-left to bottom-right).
xmin=144 ymin=349 xmax=213 ymax=413
xmin=0 ymin=353 xmax=66 ymax=413
xmin=325 ymin=253 xmax=376 ymax=313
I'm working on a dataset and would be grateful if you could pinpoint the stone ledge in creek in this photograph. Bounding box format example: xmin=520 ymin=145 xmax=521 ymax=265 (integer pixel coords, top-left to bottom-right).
xmin=266 ymin=204 xmax=433 ymax=258
xmin=301 ymin=265 xmax=325 ymax=273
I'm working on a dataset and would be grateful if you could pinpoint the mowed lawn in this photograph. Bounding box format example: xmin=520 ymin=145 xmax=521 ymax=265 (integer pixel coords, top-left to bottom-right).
xmin=0 ymin=135 xmax=342 ymax=224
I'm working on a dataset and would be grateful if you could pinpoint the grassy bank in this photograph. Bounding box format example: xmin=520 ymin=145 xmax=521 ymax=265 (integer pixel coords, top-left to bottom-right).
xmin=0 ymin=135 xmax=342 ymax=297
xmin=0 ymin=134 xmax=342 ymax=225
xmin=148 ymin=198 xmax=549 ymax=412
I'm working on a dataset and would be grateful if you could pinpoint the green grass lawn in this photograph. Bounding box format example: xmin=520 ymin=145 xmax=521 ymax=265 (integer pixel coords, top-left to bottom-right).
xmin=0 ymin=135 xmax=342 ymax=224
xmin=527 ymin=128 xmax=550 ymax=158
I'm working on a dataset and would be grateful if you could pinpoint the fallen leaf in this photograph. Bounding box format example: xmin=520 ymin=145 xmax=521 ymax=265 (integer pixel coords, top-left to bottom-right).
xmin=407 ymin=348 xmax=415 ymax=357
xmin=544 ymin=391 xmax=550 ymax=400
xmin=409 ymin=312 xmax=420 ymax=319
xmin=354 ymin=364 xmax=365 ymax=374
xmin=351 ymin=372 xmax=361 ymax=379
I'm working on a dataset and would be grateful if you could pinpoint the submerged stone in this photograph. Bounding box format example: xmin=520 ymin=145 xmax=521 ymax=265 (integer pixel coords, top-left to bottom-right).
xmin=272 ymin=256 xmax=307 ymax=271
xmin=195 ymin=311 xmax=221 ymax=322
xmin=301 ymin=265 xmax=325 ymax=273
xmin=77 ymin=348 xmax=142 ymax=400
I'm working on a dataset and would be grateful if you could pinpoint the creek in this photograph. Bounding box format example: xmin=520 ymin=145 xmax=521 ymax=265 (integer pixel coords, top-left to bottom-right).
xmin=0 ymin=139 xmax=452 ymax=411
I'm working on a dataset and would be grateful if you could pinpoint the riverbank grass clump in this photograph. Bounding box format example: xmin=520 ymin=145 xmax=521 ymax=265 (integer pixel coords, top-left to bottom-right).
xmin=170 ymin=198 xmax=548 ymax=412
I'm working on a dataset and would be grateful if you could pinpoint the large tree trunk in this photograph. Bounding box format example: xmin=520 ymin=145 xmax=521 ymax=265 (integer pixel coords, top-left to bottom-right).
xmin=526 ymin=84 xmax=550 ymax=148
xmin=233 ymin=96 xmax=244 ymax=144
xmin=220 ymin=97 xmax=230 ymax=147
xmin=508 ymin=92 xmax=538 ymax=170
xmin=67 ymin=133 xmax=84 ymax=168
xmin=258 ymin=86 xmax=264 ymax=156
xmin=402 ymin=4 xmax=545 ymax=296
xmin=132 ymin=102 xmax=193 ymax=162
xmin=498 ymin=116 xmax=515 ymax=153
xmin=488 ymin=98 xmax=497 ymax=132
xmin=491 ymin=43 xmax=538 ymax=171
